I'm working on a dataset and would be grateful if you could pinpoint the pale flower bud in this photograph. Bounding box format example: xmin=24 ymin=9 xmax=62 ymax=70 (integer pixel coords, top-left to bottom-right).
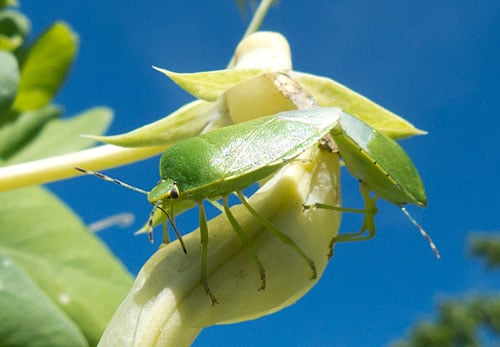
xmin=99 ymin=148 xmax=340 ymax=347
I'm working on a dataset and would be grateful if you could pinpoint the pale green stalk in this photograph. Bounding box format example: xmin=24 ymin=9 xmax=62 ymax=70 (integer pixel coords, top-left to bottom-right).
xmin=227 ymin=0 xmax=277 ymax=69
xmin=0 ymin=144 xmax=165 ymax=191
xmin=242 ymin=0 xmax=275 ymax=38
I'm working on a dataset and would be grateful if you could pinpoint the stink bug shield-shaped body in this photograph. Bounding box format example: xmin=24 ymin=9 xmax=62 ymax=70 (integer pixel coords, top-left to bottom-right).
xmin=77 ymin=108 xmax=344 ymax=304
xmin=77 ymin=106 xmax=437 ymax=303
xmin=146 ymin=107 xmax=344 ymax=303
xmin=148 ymin=109 xmax=341 ymax=203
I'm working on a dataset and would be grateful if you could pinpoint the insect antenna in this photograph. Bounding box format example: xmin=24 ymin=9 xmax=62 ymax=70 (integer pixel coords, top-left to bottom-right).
xmin=75 ymin=167 xmax=149 ymax=195
xmin=400 ymin=206 xmax=440 ymax=259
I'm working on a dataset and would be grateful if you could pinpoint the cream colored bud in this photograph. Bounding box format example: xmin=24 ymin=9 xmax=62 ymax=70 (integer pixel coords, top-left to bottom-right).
xmin=232 ymin=32 xmax=292 ymax=70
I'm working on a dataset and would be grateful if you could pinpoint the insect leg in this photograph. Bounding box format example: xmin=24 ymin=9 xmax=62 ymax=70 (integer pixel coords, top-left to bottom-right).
xmin=163 ymin=205 xmax=187 ymax=253
xmin=237 ymin=191 xmax=317 ymax=280
xmin=198 ymin=202 xmax=218 ymax=305
xmin=304 ymin=183 xmax=378 ymax=258
xmin=148 ymin=204 xmax=187 ymax=253
xmin=207 ymin=199 xmax=224 ymax=213
xmin=222 ymin=196 xmax=266 ymax=291
xmin=161 ymin=212 xmax=170 ymax=245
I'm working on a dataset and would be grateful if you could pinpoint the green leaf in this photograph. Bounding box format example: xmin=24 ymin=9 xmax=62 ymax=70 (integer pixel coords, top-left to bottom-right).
xmin=293 ymin=72 xmax=426 ymax=139
xmin=154 ymin=67 xmax=264 ymax=101
xmin=5 ymin=106 xmax=112 ymax=164
xmin=104 ymin=68 xmax=425 ymax=150
xmin=0 ymin=104 xmax=60 ymax=160
xmin=0 ymin=10 xmax=30 ymax=37
xmin=0 ymin=0 xmax=19 ymax=9
xmin=12 ymin=21 xmax=77 ymax=111
xmin=0 ymin=253 xmax=88 ymax=347
xmin=0 ymin=10 xmax=30 ymax=51
xmin=0 ymin=34 xmax=20 ymax=50
xmin=0 ymin=50 xmax=19 ymax=114
xmin=470 ymin=234 xmax=500 ymax=267
xmin=92 ymin=100 xmax=215 ymax=147
xmin=0 ymin=185 xmax=133 ymax=346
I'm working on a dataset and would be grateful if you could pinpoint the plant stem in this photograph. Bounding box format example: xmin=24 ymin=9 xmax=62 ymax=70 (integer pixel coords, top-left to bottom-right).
xmin=0 ymin=145 xmax=165 ymax=191
xmin=227 ymin=0 xmax=276 ymax=68
xmin=242 ymin=0 xmax=275 ymax=38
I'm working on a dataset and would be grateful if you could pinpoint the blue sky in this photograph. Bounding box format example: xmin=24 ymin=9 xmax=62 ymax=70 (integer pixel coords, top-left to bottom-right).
xmin=22 ymin=1 xmax=500 ymax=346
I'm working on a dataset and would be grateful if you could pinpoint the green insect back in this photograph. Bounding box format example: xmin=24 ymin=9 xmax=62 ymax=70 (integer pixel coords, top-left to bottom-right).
xmin=332 ymin=112 xmax=427 ymax=207
xmin=324 ymin=112 xmax=439 ymax=258
xmin=155 ymin=137 xmax=225 ymax=201
xmin=145 ymin=107 xmax=347 ymax=303
xmin=153 ymin=108 xmax=344 ymax=204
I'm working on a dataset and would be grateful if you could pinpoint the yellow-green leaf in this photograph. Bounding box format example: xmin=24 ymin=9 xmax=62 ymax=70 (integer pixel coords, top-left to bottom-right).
xmin=0 ymin=105 xmax=60 ymax=160
xmin=154 ymin=67 xmax=265 ymax=101
xmin=0 ymin=34 xmax=20 ymax=50
xmin=90 ymin=100 xmax=217 ymax=147
xmin=5 ymin=107 xmax=112 ymax=164
xmin=0 ymin=185 xmax=133 ymax=346
xmin=12 ymin=21 xmax=77 ymax=111
xmin=294 ymin=72 xmax=426 ymax=139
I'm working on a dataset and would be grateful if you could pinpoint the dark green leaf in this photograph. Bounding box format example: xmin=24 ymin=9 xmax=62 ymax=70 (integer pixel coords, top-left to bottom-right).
xmin=12 ymin=21 xmax=77 ymax=111
xmin=393 ymin=296 xmax=500 ymax=347
xmin=0 ymin=50 xmax=19 ymax=114
xmin=0 ymin=185 xmax=133 ymax=345
xmin=0 ymin=9 xmax=30 ymax=38
xmin=470 ymin=234 xmax=500 ymax=267
xmin=0 ymin=0 xmax=19 ymax=9
xmin=0 ymin=9 xmax=30 ymax=51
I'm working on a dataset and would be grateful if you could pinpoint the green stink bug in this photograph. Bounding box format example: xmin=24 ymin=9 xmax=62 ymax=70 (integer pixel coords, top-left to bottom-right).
xmin=77 ymin=106 xmax=438 ymax=304
xmin=77 ymin=107 xmax=345 ymax=304
xmin=305 ymin=110 xmax=439 ymax=258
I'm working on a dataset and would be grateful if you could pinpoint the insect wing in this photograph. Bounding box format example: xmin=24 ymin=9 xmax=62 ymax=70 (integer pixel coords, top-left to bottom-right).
xmin=201 ymin=107 xmax=343 ymax=178
xmin=332 ymin=112 xmax=427 ymax=206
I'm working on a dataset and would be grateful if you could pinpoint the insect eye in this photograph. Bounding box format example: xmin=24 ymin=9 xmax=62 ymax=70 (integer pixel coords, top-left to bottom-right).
xmin=169 ymin=182 xmax=180 ymax=199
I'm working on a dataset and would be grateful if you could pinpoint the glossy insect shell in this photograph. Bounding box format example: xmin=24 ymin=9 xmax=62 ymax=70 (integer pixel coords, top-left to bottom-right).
xmin=147 ymin=107 xmax=344 ymax=204
xmin=331 ymin=113 xmax=427 ymax=207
